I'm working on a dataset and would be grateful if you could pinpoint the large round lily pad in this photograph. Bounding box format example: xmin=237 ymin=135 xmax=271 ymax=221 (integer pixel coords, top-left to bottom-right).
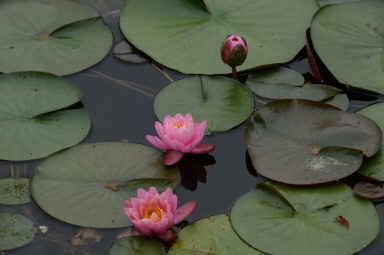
xmin=230 ymin=182 xmax=380 ymax=255
xmin=168 ymin=214 xmax=264 ymax=255
xmin=357 ymin=102 xmax=384 ymax=181
xmin=311 ymin=0 xmax=384 ymax=93
xmin=31 ymin=142 xmax=180 ymax=228
xmin=109 ymin=236 xmax=166 ymax=255
xmin=154 ymin=76 xmax=254 ymax=134
xmin=0 ymin=72 xmax=91 ymax=161
xmin=0 ymin=0 xmax=113 ymax=75
xmin=120 ymin=0 xmax=318 ymax=74
xmin=245 ymin=99 xmax=381 ymax=185
xmin=0 ymin=212 xmax=36 ymax=251
xmin=0 ymin=178 xmax=31 ymax=205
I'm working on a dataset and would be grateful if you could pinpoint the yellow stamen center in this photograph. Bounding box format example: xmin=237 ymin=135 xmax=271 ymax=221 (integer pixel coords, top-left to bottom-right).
xmin=171 ymin=121 xmax=188 ymax=128
xmin=144 ymin=206 xmax=163 ymax=219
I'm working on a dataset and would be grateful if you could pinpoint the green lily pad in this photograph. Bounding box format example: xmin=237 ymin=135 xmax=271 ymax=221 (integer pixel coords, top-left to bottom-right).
xmin=168 ymin=214 xmax=264 ymax=255
xmin=109 ymin=236 xmax=166 ymax=255
xmin=246 ymin=67 xmax=305 ymax=98
xmin=0 ymin=0 xmax=113 ymax=75
xmin=230 ymin=182 xmax=380 ymax=255
xmin=120 ymin=0 xmax=318 ymax=74
xmin=311 ymin=0 xmax=384 ymax=93
xmin=0 ymin=178 xmax=31 ymax=205
xmin=154 ymin=76 xmax=254 ymax=134
xmin=0 ymin=72 xmax=91 ymax=161
xmin=246 ymin=67 xmax=346 ymax=104
xmin=31 ymin=142 xmax=180 ymax=228
xmin=79 ymin=0 xmax=125 ymax=15
xmin=322 ymin=93 xmax=349 ymax=110
xmin=0 ymin=212 xmax=36 ymax=251
xmin=318 ymin=0 xmax=361 ymax=7
xmin=245 ymin=99 xmax=381 ymax=185
xmin=357 ymin=102 xmax=384 ymax=181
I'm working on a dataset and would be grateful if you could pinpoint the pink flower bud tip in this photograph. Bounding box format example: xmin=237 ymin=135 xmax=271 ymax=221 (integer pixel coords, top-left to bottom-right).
xmin=146 ymin=113 xmax=215 ymax=165
xmin=220 ymin=35 xmax=247 ymax=68
xmin=124 ymin=187 xmax=197 ymax=241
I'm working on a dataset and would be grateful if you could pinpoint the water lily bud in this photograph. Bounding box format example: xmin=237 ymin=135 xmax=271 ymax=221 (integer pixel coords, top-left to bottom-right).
xmin=220 ymin=35 xmax=247 ymax=67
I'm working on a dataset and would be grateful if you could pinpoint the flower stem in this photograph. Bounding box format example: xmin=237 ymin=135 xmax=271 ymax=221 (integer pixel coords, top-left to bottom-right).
xmin=232 ymin=67 xmax=238 ymax=80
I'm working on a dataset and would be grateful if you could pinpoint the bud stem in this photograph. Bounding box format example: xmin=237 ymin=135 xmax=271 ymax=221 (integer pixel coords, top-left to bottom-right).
xmin=232 ymin=67 xmax=238 ymax=80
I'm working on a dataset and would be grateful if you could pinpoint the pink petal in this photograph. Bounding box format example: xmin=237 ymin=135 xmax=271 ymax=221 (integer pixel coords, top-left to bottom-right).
xmin=132 ymin=219 xmax=154 ymax=236
xmin=185 ymin=113 xmax=193 ymax=122
xmin=163 ymin=135 xmax=187 ymax=152
xmin=124 ymin=200 xmax=132 ymax=208
xmin=148 ymin=187 xmax=159 ymax=196
xmin=174 ymin=201 xmax=197 ymax=224
xmin=137 ymin=188 xmax=147 ymax=199
xmin=153 ymin=217 xmax=170 ymax=234
xmin=157 ymin=229 xmax=178 ymax=242
xmin=155 ymin=122 xmax=165 ymax=138
xmin=146 ymin=135 xmax=170 ymax=150
xmin=163 ymin=115 xmax=172 ymax=125
xmin=191 ymin=144 xmax=215 ymax=154
xmin=164 ymin=150 xmax=184 ymax=165
xmin=117 ymin=227 xmax=143 ymax=239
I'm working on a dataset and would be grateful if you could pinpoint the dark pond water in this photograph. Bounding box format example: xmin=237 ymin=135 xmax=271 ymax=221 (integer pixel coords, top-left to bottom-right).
xmin=1 ymin=13 xmax=384 ymax=255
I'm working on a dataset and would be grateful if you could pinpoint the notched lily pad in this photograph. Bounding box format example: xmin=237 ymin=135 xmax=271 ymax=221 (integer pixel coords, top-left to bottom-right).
xmin=120 ymin=0 xmax=318 ymax=74
xmin=245 ymin=99 xmax=381 ymax=185
xmin=311 ymin=0 xmax=384 ymax=93
xmin=0 ymin=178 xmax=31 ymax=205
xmin=0 ymin=72 xmax=91 ymax=161
xmin=354 ymin=180 xmax=384 ymax=200
xmin=357 ymin=102 xmax=384 ymax=181
xmin=0 ymin=212 xmax=36 ymax=251
xmin=154 ymin=76 xmax=254 ymax=134
xmin=168 ymin=214 xmax=264 ymax=255
xmin=31 ymin=142 xmax=180 ymax=228
xmin=0 ymin=0 xmax=113 ymax=75
xmin=109 ymin=236 xmax=166 ymax=255
xmin=230 ymin=182 xmax=380 ymax=255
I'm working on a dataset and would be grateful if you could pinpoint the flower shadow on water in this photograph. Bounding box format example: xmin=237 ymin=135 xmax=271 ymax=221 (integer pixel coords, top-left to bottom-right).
xmin=177 ymin=154 xmax=216 ymax=191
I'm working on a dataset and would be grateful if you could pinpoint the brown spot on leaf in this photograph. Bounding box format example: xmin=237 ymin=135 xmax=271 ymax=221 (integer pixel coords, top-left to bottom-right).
xmin=105 ymin=182 xmax=119 ymax=192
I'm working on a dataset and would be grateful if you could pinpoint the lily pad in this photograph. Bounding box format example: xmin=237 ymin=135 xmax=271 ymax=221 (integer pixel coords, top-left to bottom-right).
xmin=357 ymin=102 xmax=384 ymax=181
xmin=0 ymin=72 xmax=91 ymax=161
xmin=154 ymin=76 xmax=254 ymax=134
xmin=109 ymin=236 xmax=166 ymax=255
xmin=0 ymin=0 xmax=113 ymax=75
xmin=311 ymin=0 xmax=384 ymax=93
xmin=31 ymin=142 xmax=180 ymax=228
xmin=0 ymin=178 xmax=31 ymax=205
xmin=245 ymin=99 xmax=381 ymax=185
xmin=246 ymin=67 xmax=305 ymax=98
xmin=354 ymin=180 xmax=384 ymax=200
xmin=246 ymin=67 xmax=347 ymax=106
xmin=120 ymin=0 xmax=318 ymax=74
xmin=322 ymin=93 xmax=349 ymax=110
xmin=318 ymin=0 xmax=361 ymax=6
xmin=113 ymin=41 xmax=147 ymax=64
xmin=168 ymin=214 xmax=264 ymax=255
xmin=0 ymin=212 xmax=36 ymax=251
xmin=230 ymin=182 xmax=380 ymax=255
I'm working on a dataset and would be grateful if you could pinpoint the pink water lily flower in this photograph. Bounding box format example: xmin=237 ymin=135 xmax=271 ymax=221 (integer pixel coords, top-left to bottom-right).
xmin=123 ymin=187 xmax=197 ymax=241
xmin=146 ymin=113 xmax=215 ymax=165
